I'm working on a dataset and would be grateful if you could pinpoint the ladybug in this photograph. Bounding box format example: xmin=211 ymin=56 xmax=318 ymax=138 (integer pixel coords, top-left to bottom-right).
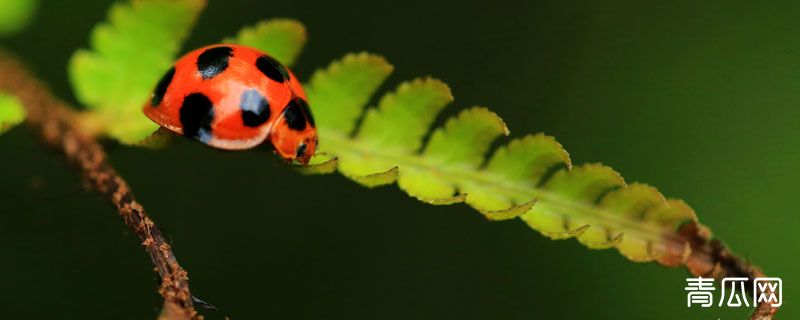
xmin=143 ymin=44 xmax=317 ymax=164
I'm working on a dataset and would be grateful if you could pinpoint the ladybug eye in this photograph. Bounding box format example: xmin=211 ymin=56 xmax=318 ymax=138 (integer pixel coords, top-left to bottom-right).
xmin=295 ymin=142 xmax=307 ymax=159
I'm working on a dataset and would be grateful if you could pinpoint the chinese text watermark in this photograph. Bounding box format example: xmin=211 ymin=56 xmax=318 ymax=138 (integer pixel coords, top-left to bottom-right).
xmin=685 ymin=277 xmax=782 ymax=308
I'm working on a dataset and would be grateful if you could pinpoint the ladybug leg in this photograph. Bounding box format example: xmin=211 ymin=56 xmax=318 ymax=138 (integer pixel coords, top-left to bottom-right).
xmin=135 ymin=126 xmax=176 ymax=149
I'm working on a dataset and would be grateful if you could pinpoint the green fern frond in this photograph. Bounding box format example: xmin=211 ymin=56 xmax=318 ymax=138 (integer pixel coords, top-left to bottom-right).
xmin=0 ymin=93 xmax=26 ymax=134
xmin=304 ymin=53 xmax=701 ymax=265
xmin=68 ymin=0 xmax=206 ymax=144
xmin=225 ymin=18 xmax=307 ymax=67
xmin=68 ymin=0 xmax=706 ymax=267
xmin=0 ymin=0 xmax=37 ymax=36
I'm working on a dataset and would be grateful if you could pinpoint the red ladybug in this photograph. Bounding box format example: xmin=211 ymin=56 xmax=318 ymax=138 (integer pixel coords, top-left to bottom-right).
xmin=143 ymin=44 xmax=317 ymax=164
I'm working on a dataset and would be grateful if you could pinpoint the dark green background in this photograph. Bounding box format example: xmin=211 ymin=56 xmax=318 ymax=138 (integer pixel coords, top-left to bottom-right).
xmin=1 ymin=0 xmax=797 ymax=319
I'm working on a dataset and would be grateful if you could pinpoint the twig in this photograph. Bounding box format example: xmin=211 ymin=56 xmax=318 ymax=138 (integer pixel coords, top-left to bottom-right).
xmin=0 ymin=52 xmax=197 ymax=319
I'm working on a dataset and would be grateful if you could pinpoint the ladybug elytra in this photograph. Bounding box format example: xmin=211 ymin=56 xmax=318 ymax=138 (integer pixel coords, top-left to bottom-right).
xmin=143 ymin=44 xmax=317 ymax=164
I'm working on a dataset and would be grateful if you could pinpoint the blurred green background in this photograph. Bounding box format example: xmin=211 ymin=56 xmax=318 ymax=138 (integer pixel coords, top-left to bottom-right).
xmin=1 ymin=0 xmax=797 ymax=319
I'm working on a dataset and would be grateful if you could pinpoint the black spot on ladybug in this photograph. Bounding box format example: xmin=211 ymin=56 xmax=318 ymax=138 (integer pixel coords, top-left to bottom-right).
xmin=180 ymin=93 xmax=215 ymax=142
xmin=282 ymin=98 xmax=307 ymax=131
xmin=255 ymin=55 xmax=290 ymax=82
xmin=294 ymin=97 xmax=315 ymax=127
xmin=295 ymin=142 xmax=307 ymax=159
xmin=240 ymin=89 xmax=271 ymax=127
xmin=150 ymin=67 xmax=175 ymax=106
xmin=197 ymin=46 xmax=233 ymax=79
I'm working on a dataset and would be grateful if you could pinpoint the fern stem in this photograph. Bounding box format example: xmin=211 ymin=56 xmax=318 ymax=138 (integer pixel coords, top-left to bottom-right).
xmin=0 ymin=51 xmax=197 ymax=319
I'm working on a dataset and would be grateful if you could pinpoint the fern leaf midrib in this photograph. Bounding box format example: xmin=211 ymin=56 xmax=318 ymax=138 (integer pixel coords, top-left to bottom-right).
xmin=322 ymin=128 xmax=671 ymax=242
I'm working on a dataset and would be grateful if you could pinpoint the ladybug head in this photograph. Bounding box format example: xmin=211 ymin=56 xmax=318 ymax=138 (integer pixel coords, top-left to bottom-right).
xmin=269 ymin=97 xmax=317 ymax=165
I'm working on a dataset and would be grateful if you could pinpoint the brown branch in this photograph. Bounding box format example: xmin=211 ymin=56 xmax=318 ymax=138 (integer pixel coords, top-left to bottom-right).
xmin=676 ymin=222 xmax=780 ymax=319
xmin=0 ymin=52 xmax=197 ymax=319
